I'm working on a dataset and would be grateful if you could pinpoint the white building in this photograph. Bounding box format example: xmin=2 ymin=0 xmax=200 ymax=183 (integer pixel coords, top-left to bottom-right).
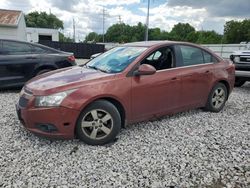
xmin=0 ymin=9 xmax=59 ymax=42
xmin=0 ymin=9 xmax=27 ymax=41
xmin=26 ymin=27 xmax=59 ymax=43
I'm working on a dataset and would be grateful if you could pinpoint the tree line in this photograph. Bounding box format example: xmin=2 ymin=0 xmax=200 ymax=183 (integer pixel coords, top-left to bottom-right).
xmin=25 ymin=11 xmax=250 ymax=44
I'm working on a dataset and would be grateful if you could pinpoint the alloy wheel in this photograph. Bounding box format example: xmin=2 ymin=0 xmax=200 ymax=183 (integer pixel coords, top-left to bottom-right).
xmin=212 ymin=87 xmax=226 ymax=109
xmin=81 ymin=109 xmax=113 ymax=140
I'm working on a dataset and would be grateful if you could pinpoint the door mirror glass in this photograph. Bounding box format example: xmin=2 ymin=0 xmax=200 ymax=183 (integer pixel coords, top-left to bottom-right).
xmin=134 ymin=64 xmax=156 ymax=76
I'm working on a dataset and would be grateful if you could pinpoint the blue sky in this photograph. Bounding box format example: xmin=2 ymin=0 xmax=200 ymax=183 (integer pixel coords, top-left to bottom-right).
xmin=0 ymin=0 xmax=249 ymax=41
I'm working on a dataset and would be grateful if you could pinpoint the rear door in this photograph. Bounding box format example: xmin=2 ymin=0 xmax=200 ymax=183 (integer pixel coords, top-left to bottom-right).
xmin=0 ymin=40 xmax=40 ymax=88
xmin=174 ymin=45 xmax=215 ymax=108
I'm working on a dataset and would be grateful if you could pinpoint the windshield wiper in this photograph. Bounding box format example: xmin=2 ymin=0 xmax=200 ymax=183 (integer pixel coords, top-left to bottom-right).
xmin=85 ymin=65 xmax=109 ymax=73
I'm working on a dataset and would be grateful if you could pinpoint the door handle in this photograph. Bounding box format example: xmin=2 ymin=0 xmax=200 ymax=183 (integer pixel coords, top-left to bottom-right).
xmin=171 ymin=77 xmax=177 ymax=81
xmin=204 ymin=70 xmax=210 ymax=74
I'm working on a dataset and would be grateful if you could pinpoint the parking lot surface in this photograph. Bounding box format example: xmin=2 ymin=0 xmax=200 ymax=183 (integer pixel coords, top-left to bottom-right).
xmin=0 ymin=84 xmax=249 ymax=187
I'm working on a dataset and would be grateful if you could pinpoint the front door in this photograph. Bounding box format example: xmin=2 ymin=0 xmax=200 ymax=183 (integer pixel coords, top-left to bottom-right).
xmin=131 ymin=46 xmax=182 ymax=122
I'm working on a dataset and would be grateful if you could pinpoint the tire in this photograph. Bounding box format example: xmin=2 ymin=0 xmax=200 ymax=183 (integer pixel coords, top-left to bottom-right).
xmin=205 ymin=83 xmax=228 ymax=112
xmin=36 ymin=69 xmax=53 ymax=76
xmin=234 ymin=78 xmax=246 ymax=87
xmin=76 ymin=100 xmax=121 ymax=145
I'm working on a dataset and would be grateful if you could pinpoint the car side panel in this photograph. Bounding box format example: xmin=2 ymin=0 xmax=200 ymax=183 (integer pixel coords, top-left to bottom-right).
xmin=131 ymin=69 xmax=182 ymax=122
xmin=179 ymin=63 xmax=215 ymax=108
xmin=0 ymin=54 xmax=40 ymax=88
xmin=60 ymin=75 xmax=132 ymax=123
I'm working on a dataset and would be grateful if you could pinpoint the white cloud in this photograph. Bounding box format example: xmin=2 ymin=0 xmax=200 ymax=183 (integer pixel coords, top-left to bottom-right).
xmin=0 ymin=0 xmax=248 ymax=40
xmin=93 ymin=0 xmax=140 ymax=6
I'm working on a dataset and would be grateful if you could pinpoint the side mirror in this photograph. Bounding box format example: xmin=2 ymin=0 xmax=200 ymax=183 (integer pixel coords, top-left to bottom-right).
xmin=134 ymin=64 xmax=156 ymax=76
xmin=230 ymin=55 xmax=234 ymax=61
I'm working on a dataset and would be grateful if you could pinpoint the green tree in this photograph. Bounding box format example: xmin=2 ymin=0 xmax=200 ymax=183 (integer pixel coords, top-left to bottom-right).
xmin=224 ymin=19 xmax=250 ymax=43
xmin=25 ymin=11 xmax=64 ymax=29
xmin=85 ymin=32 xmax=101 ymax=42
xmin=131 ymin=22 xmax=145 ymax=41
xmin=196 ymin=31 xmax=222 ymax=44
xmin=105 ymin=23 xmax=132 ymax=43
xmin=148 ymin=28 xmax=161 ymax=40
xmin=59 ymin=32 xmax=73 ymax=42
xmin=170 ymin=23 xmax=195 ymax=41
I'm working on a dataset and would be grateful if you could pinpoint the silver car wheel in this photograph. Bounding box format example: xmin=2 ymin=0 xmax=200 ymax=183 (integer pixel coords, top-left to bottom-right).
xmin=211 ymin=87 xmax=226 ymax=109
xmin=81 ymin=109 xmax=113 ymax=140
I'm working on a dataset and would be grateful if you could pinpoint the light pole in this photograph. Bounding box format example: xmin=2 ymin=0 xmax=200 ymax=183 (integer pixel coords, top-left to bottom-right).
xmin=145 ymin=0 xmax=150 ymax=41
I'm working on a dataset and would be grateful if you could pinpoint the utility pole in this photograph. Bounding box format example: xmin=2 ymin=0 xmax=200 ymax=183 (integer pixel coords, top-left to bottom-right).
xmin=73 ymin=18 xmax=76 ymax=42
xmin=102 ymin=7 xmax=105 ymax=43
xmin=118 ymin=15 xmax=122 ymax=24
xmin=145 ymin=0 xmax=150 ymax=41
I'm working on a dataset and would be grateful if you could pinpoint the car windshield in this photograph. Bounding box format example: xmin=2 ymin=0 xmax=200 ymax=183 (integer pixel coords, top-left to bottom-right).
xmin=86 ymin=46 xmax=147 ymax=73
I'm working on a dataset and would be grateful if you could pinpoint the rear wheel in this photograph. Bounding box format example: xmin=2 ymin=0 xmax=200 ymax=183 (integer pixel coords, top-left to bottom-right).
xmin=234 ymin=78 xmax=246 ymax=87
xmin=205 ymin=83 xmax=228 ymax=112
xmin=76 ymin=100 xmax=121 ymax=145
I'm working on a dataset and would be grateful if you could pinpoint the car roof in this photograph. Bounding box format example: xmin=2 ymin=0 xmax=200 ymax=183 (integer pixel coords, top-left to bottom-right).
xmin=0 ymin=39 xmax=63 ymax=53
xmin=123 ymin=40 xmax=223 ymax=61
xmin=123 ymin=40 xmax=201 ymax=47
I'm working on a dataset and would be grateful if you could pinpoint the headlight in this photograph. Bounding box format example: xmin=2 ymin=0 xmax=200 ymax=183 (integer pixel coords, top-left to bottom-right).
xmin=234 ymin=56 xmax=240 ymax=63
xmin=35 ymin=90 xmax=75 ymax=107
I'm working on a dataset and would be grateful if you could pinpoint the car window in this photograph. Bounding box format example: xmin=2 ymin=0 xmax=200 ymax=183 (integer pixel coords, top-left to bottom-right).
xmin=179 ymin=45 xmax=204 ymax=66
xmin=0 ymin=41 xmax=3 ymax=55
xmin=141 ymin=47 xmax=174 ymax=71
xmin=203 ymin=51 xmax=218 ymax=63
xmin=147 ymin=51 xmax=162 ymax=61
xmin=2 ymin=41 xmax=32 ymax=55
xmin=32 ymin=46 xmax=48 ymax=54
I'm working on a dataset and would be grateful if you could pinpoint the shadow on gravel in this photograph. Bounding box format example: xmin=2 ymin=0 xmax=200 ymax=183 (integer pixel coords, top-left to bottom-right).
xmin=0 ymin=88 xmax=21 ymax=93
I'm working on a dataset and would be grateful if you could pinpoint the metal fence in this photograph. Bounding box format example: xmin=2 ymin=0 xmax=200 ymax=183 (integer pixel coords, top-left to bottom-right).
xmin=39 ymin=41 xmax=105 ymax=59
xmin=202 ymin=44 xmax=250 ymax=59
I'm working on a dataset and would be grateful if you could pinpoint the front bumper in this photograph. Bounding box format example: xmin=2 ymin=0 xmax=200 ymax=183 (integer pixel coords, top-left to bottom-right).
xmin=16 ymin=100 xmax=80 ymax=139
xmin=235 ymin=70 xmax=250 ymax=80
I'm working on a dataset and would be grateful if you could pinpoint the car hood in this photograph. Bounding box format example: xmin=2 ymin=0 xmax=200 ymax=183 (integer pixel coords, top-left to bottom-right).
xmin=232 ymin=50 xmax=250 ymax=55
xmin=26 ymin=66 xmax=115 ymax=95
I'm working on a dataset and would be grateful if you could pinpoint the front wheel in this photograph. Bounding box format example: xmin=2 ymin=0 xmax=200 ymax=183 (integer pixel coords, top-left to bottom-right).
xmin=76 ymin=100 xmax=121 ymax=145
xmin=205 ymin=83 xmax=228 ymax=112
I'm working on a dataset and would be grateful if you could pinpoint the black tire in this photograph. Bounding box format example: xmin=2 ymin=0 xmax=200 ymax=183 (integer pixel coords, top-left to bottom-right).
xmin=36 ymin=69 xmax=53 ymax=76
xmin=234 ymin=78 xmax=246 ymax=87
xmin=205 ymin=83 xmax=228 ymax=112
xmin=76 ymin=100 xmax=121 ymax=145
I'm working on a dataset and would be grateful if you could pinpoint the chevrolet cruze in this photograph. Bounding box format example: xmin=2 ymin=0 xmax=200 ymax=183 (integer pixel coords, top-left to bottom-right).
xmin=16 ymin=41 xmax=235 ymax=145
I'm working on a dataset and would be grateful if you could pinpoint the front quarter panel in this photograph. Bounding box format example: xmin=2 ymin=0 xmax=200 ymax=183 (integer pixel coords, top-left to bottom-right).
xmin=61 ymin=75 xmax=132 ymax=122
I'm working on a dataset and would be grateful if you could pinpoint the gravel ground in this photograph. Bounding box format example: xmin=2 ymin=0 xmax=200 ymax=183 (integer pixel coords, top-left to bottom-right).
xmin=0 ymin=84 xmax=250 ymax=188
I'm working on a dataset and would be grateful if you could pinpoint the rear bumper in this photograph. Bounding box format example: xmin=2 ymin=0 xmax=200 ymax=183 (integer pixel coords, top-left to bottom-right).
xmin=16 ymin=104 xmax=80 ymax=139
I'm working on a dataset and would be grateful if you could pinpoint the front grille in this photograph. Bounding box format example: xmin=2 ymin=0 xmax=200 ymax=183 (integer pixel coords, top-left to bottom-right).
xmin=240 ymin=57 xmax=250 ymax=62
xmin=19 ymin=96 xmax=29 ymax=108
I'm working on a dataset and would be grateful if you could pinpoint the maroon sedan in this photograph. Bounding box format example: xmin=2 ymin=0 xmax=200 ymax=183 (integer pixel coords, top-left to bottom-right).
xmin=16 ymin=41 xmax=235 ymax=145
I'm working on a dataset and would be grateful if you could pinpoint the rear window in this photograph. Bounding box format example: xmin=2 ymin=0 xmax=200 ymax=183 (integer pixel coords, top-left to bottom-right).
xmin=180 ymin=45 xmax=204 ymax=66
xmin=32 ymin=46 xmax=49 ymax=54
xmin=178 ymin=45 xmax=218 ymax=67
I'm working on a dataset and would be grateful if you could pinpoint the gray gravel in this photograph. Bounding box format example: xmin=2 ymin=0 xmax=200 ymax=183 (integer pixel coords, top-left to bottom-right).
xmin=0 ymin=84 xmax=250 ymax=188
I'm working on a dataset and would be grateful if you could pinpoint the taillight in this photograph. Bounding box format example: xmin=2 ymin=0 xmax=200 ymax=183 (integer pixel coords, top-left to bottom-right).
xmin=68 ymin=55 xmax=75 ymax=62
